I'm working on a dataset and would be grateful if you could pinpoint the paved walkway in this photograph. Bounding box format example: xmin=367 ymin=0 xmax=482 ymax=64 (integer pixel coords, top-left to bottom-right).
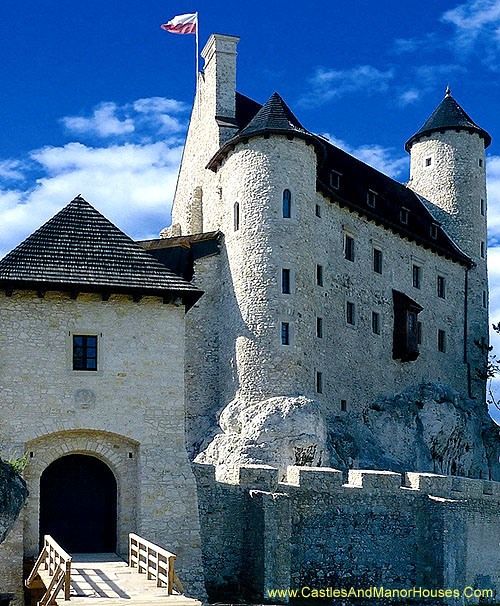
xmin=38 ymin=553 xmax=202 ymax=606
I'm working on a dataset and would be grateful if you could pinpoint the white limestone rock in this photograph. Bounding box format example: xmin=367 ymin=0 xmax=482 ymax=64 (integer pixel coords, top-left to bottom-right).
xmin=195 ymin=395 xmax=328 ymax=481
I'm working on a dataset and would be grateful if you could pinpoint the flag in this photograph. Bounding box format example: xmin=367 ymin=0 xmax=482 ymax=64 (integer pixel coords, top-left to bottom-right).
xmin=161 ymin=13 xmax=197 ymax=34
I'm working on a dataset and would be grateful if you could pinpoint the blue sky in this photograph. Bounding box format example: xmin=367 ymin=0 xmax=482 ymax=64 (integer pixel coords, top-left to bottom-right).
xmin=2 ymin=0 xmax=500 ymax=418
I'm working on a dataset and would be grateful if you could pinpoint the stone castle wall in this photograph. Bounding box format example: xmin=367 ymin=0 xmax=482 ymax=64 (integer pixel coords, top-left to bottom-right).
xmin=194 ymin=463 xmax=500 ymax=605
xmin=0 ymin=291 xmax=205 ymax=602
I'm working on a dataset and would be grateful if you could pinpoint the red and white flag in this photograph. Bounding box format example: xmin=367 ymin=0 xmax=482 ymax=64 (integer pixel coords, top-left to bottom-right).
xmin=161 ymin=13 xmax=197 ymax=34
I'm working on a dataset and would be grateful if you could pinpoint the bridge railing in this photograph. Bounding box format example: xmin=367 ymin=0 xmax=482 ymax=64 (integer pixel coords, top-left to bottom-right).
xmin=26 ymin=535 xmax=72 ymax=604
xmin=128 ymin=533 xmax=184 ymax=595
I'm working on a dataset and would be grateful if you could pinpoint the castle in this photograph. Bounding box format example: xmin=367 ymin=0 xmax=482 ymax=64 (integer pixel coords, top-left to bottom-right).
xmin=1 ymin=32 xmax=500 ymax=605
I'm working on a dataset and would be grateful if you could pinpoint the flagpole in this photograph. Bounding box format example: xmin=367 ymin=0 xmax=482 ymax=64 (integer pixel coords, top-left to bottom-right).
xmin=195 ymin=12 xmax=200 ymax=119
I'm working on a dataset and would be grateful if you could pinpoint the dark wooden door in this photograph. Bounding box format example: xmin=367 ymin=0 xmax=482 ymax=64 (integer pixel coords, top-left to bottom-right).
xmin=39 ymin=454 xmax=117 ymax=553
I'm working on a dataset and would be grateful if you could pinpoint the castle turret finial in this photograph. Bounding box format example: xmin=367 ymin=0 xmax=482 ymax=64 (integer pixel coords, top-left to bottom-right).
xmin=445 ymin=85 xmax=451 ymax=97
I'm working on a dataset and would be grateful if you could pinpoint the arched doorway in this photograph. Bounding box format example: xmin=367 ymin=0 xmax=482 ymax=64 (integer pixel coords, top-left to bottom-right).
xmin=39 ymin=454 xmax=117 ymax=553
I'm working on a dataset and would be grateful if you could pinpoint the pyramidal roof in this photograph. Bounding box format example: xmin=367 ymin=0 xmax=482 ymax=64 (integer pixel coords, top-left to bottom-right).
xmin=405 ymin=88 xmax=491 ymax=151
xmin=238 ymin=92 xmax=309 ymax=138
xmin=0 ymin=195 xmax=202 ymax=305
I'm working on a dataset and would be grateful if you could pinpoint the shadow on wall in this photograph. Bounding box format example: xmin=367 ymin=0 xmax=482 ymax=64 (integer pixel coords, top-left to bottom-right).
xmin=0 ymin=459 xmax=27 ymax=544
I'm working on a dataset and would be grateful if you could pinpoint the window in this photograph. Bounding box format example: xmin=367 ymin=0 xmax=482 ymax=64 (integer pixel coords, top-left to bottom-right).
xmin=430 ymin=223 xmax=438 ymax=239
xmin=316 ymin=371 xmax=323 ymax=394
xmin=346 ymin=301 xmax=355 ymax=325
xmin=483 ymin=290 xmax=487 ymax=309
xmin=479 ymin=158 xmax=483 ymax=167
xmin=282 ymin=268 xmax=291 ymax=294
xmin=438 ymin=329 xmax=446 ymax=353
xmin=315 ymin=204 xmax=321 ymax=217
xmin=481 ymin=241 xmax=485 ymax=258
xmin=367 ymin=190 xmax=378 ymax=208
xmin=373 ymin=248 xmax=383 ymax=274
xmin=330 ymin=170 xmax=341 ymax=190
xmin=234 ymin=202 xmax=240 ymax=231
xmin=281 ymin=322 xmax=290 ymax=345
xmin=73 ymin=335 xmax=97 ymax=371
xmin=372 ymin=312 xmax=381 ymax=335
xmin=344 ymin=235 xmax=355 ymax=261
xmin=400 ymin=208 xmax=409 ymax=224
xmin=340 ymin=400 xmax=347 ymax=412
xmin=392 ymin=290 xmax=423 ymax=362
xmin=417 ymin=321 xmax=422 ymax=345
xmin=437 ymin=276 xmax=446 ymax=299
xmin=283 ymin=189 xmax=292 ymax=218
xmin=316 ymin=317 xmax=323 ymax=338
xmin=425 ymin=157 xmax=432 ymax=167
xmin=412 ymin=265 xmax=421 ymax=289
xmin=316 ymin=264 xmax=324 ymax=286
xmin=481 ymin=199 xmax=485 ymax=216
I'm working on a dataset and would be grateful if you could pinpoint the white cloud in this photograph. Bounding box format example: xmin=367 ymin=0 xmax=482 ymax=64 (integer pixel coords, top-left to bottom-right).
xmin=0 ymin=160 xmax=26 ymax=181
xmin=133 ymin=97 xmax=187 ymax=114
xmin=300 ymin=65 xmax=395 ymax=107
xmin=398 ymin=89 xmax=421 ymax=107
xmin=63 ymin=102 xmax=135 ymax=137
xmin=442 ymin=0 xmax=500 ymax=31
xmin=322 ymin=134 xmax=408 ymax=179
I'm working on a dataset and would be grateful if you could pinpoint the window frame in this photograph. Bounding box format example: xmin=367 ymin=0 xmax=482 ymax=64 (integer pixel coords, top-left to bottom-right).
xmin=438 ymin=329 xmax=446 ymax=353
xmin=316 ymin=264 xmax=324 ymax=287
xmin=373 ymin=248 xmax=383 ymax=274
xmin=281 ymin=268 xmax=291 ymax=294
xmin=372 ymin=311 xmax=381 ymax=335
xmin=367 ymin=190 xmax=378 ymax=208
xmin=316 ymin=371 xmax=323 ymax=394
xmin=72 ymin=334 xmax=98 ymax=372
xmin=437 ymin=275 xmax=446 ymax=299
xmin=400 ymin=208 xmax=409 ymax=225
xmin=282 ymin=189 xmax=292 ymax=219
xmin=346 ymin=301 xmax=355 ymax=326
xmin=344 ymin=235 xmax=355 ymax=262
xmin=330 ymin=170 xmax=341 ymax=190
xmin=233 ymin=201 xmax=240 ymax=231
xmin=480 ymin=198 xmax=485 ymax=216
xmin=412 ymin=264 xmax=421 ymax=289
xmin=281 ymin=322 xmax=290 ymax=345
xmin=316 ymin=317 xmax=323 ymax=339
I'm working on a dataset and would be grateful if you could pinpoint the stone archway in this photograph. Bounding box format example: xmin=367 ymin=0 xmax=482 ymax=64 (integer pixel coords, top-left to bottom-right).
xmin=39 ymin=454 xmax=117 ymax=553
xmin=24 ymin=430 xmax=139 ymax=559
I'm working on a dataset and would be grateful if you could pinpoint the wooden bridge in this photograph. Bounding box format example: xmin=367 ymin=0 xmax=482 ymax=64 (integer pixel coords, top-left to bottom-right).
xmin=26 ymin=535 xmax=202 ymax=606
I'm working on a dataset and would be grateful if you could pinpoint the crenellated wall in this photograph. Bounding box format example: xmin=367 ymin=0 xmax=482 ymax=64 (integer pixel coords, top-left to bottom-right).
xmin=194 ymin=463 xmax=500 ymax=605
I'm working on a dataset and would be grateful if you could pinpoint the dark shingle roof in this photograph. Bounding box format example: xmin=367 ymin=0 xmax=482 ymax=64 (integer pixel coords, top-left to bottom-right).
xmin=405 ymin=88 xmax=491 ymax=151
xmin=207 ymin=91 xmax=472 ymax=267
xmin=0 ymin=195 xmax=202 ymax=306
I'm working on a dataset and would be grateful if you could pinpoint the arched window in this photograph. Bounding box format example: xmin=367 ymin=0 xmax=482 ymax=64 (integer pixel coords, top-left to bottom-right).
xmin=283 ymin=189 xmax=292 ymax=218
xmin=234 ymin=202 xmax=240 ymax=231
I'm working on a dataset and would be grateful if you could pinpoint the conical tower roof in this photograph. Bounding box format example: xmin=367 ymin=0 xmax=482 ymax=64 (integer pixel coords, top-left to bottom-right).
xmin=0 ymin=195 xmax=202 ymax=305
xmin=237 ymin=92 xmax=309 ymax=138
xmin=405 ymin=88 xmax=491 ymax=151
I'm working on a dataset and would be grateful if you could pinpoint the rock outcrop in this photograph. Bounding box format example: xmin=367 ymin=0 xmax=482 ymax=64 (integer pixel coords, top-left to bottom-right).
xmin=0 ymin=460 xmax=27 ymax=544
xmin=196 ymin=383 xmax=500 ymax=481
xmin=328 ymin=382 xmax=500 ymax=480
xmin=195 ymin=395 xmax=328 ymax=480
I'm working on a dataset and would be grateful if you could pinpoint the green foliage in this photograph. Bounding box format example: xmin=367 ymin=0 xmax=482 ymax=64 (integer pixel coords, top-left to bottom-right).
xmin=1 ymin=454 xmax=28 ymax=476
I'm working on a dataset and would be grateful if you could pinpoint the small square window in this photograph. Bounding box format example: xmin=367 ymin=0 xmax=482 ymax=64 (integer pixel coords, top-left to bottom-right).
xmin=480 ymin=241 xmax=486 ymax=258
xmin=400 ymin=208 xmax=409 ymax=224
xmin=425 ymin=157 xmax=432 ymax=167
xmin=344 ymin=235 xmax=355 ymax=262
xmin=340 ymin=399 xmax=347 ymax=412
xmin=373 ymin=248 xmax=383 ymax=274
xmin=316 ymin=317 xmax=323 ymax=339
xmin=437 ymin=276 xmax=446 ymax=299
xmin=281 ymin=322 xmax=290 ymax=345
xmin=316 ymin=264 xmax=324 ymax=287
xmin=330 ymin=171 xmax=341 ymax=190
xmin=417 ymin=321 xmax=422 ymax=345
xmin=346 ymin=301 xmax=355 ymax=325
xmin=315 ymin=204 xmax=321 ymax=217
xmin=438 ymin=329 xmax=446 ymax=353
xmin=412 ymin=265 xmax=421 ymax=289
xmin=73 ymin=335 xmax=98 ymax=371
xmin=480 ymin=199 xmax=485 ymax=216
xmin=367 ymin=190 xmax=378 ymax=208
xmin=372 ymin=311 xmax=381 ymax=335
xmin=430 ymin=224 xmax=438 ymax=239
xmin=316 ymin=371 xmax=323 ymax=394
xmin=282 ymin=268 xmax=291 ymax=294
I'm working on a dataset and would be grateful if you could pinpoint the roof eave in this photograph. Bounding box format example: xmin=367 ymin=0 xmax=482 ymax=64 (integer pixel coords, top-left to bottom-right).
xmin=405 ymin=125 xmax=492 ymax=152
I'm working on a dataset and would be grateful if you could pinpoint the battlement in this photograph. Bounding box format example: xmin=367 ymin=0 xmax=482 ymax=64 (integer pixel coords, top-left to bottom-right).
xmin=194 ymin=463 xmax=500 ymax=501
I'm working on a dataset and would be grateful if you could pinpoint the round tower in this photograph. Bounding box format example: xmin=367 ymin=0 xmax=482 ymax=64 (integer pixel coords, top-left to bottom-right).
xmin=406 ymin=88 xmax=491 ymax=400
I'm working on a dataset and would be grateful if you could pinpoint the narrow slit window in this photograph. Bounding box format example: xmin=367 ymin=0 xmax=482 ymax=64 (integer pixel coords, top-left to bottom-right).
xmin=283 ymin=189 xmax=292 ymax=218
xmin=483 ymin=290 xmax=487 ymax=309
xmin=479 ymin=158 xmax=483 ymax=167
xmin=316 ymin=371 xmax=323 ymax=394
xmin=346 ymin=301 xmax=355 ymax=325
xmin=340 ymin=400 xmax=347 ymax=412
xmin=281 ymin=322 xmax=290 ymax=345
xmin=73 ymin=335 xmax=97 ymax=371
xmin=481 ymin=241 xmax=486 ymax=258
xmin=373 ymin=248 xmax=383 ymax=274
xmin=438 ymin=329 xmax=446 ymax=353
xmin=234 ymin=202 xmax=240 ymax=231
xmin=437 ymin=276 xmax=446 ymax=299
xmin=344 ymin=235 xmax=355 ymax=261
xmin=315 ymin=204 xmax=321 ymax=217
xmin=372 ymin=311 xmax=381 ymax=335
xmin=316 ymin=317 xmax=323 ymax=338
xmin=316 ymin=264 xmax=324 ymax=287
xmin=430 ymin=224 xmax=438 ymax=239
xmin=412 ymin=265 xmax=421 ymax=289
xmin=480 ymin=198 xmax=485 ymax=216
xmin=282 ymin=268 xmax=291 ymax=294
xmin=400 ymin=208 xmax=409 ymax=225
